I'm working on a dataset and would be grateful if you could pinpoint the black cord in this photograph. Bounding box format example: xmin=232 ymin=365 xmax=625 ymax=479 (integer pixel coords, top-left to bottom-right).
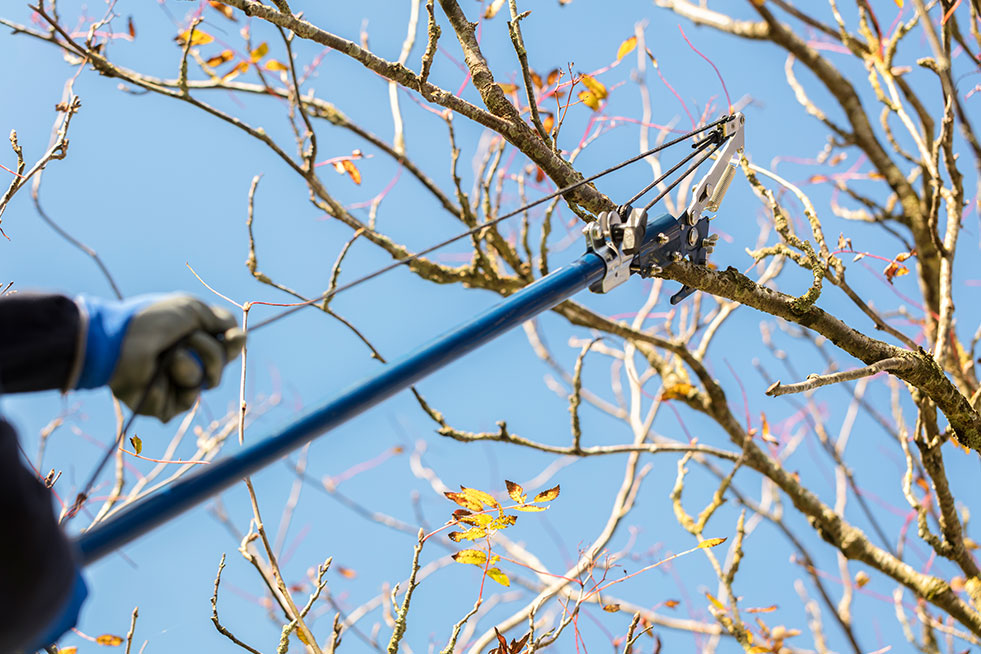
xmin=643 ymin=136 xmax=728 ymax=212
xmin=249 ymin=116 xmax=732 ymax=332
xmin=623 ymin=133 xmax=720 ymax=208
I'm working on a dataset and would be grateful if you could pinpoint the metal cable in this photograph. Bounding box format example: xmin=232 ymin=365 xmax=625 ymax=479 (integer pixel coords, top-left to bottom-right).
xmin=643 ymin=136 xmax=728 ymax=212
xmin=623 ymin=133 xmax=720 ymax=208
xmin=249 ymin=116 xmax=732 ymax=331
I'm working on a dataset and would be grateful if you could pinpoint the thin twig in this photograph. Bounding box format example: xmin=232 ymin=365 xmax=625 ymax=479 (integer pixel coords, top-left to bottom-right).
xmin=766 ymin=357 xmax=910 ymax=396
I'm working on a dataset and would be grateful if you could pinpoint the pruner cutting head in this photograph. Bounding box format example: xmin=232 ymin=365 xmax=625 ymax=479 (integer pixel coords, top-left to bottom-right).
xmin=633 ymin=113 xmax=744 ymax=304
xmin=585 ymin=113 xmax=745 ymax=301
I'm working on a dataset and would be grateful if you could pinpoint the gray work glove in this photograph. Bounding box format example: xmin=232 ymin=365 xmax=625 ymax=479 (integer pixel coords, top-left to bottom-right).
xmin=108 ymin=295 xmax=246 ymax=422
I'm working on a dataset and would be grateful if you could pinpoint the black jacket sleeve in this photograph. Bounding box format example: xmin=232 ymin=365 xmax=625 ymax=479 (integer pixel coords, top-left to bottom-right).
xmin=0 ymin=293 xmax=82 ymax=393
xmin=0 ymin=294 xmax=83 ymax=650
xmin=0 ymin=420 xmax=78 ymax=651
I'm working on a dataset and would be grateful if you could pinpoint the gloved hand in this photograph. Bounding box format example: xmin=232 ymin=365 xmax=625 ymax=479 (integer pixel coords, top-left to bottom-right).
xmin=74 ymin=294 xmax=246 ymax=422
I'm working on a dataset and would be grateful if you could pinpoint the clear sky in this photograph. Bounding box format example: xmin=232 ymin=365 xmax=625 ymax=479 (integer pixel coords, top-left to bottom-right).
xmin=2 ymin=1 xmax=979 ymax=653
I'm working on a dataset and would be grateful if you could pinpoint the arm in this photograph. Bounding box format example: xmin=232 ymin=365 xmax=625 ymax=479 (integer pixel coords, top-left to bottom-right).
xmin=0 ymin=293 xmax=82 ymax=393
xmin=0 ymin=292 xmax=244 ymax=651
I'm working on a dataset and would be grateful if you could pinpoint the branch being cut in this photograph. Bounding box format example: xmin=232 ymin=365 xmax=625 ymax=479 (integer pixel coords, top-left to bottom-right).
xmin=766 ymin=357 xmax=911 ymax=397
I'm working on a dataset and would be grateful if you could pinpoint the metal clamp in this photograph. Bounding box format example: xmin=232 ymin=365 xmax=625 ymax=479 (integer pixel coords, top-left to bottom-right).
xmin=584 ymin=205 xmax=646 ymax=293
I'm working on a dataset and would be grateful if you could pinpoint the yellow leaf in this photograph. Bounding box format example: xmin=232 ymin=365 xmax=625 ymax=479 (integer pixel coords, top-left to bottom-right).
xmin=222 ymin=60 xmax=250 ymax=81
xmin=449 ymin=527 xmax=487 ymax=542
xmin=130 ymin=435 xmax=142 ymax=455
xmin=578 ymin=90 xmax=600 ymax=111
xmin=486 ymin=567 xmax=510 ymax=587
xmin=855 ymin=570 xmax=870 ymax=588
xmin=336 ymin=565 xmax=357 ymax=579
xmin=488 ymin=515 xmax=516 ymax=529
xmin=205 ymin=49 xmax=235 ymax=67
xmin=745 ymin=605 xmax=778 ymax=614
xmin=748 ymin=647 xmax=770 ymax=654
xmin=760 ymin=413 xmax=777 ymax=444
xmin=603 ymin=603 xmax=621 ymax=613
xmin=341 ymin=159 xmax=361 ymax=185
xmin=452 ymin=549 xmax=488 ymax=566
xmin=579 ymin=74 xmax=607 ymax=100
xmin=883 ymin=260 xmax=909 ymax=283
xmin=497 ymin=83 xmax=519 ymax=94
xmin=617 ymin=36 xmax=637 ymax=61
xmin=546 ymin=68 xmax=561 ymax=87
xmin=505 ymin=479 xmax=526 ymax=504
xmin=663 ymin=599 xmax=680 ymax=608
xmin=445 ymin=491 xmax=483 ymax=511
xmin=208 ymin=0 xmax=237 ymax=20
xmin=484 ymin=0 xmax=506 ymax=18
xmin=894 ymin=0 xmax=903 ymax=6
xmin=514 ymin=504 xmax=547 ymax=512
xmin=58 ymin=648 xmax=78 ymax=654
xmin=95 ymin=634 xmax=124 ymax=646
xmin=297 ymin=629 xmax=310 ymax=645
xmin=265 ymin=59 xmax=289 ymax=72
xmin=250 ymin=42 xmax=269 ymax=62
xmin=661 ymin=383 xmax=695 ymax=401
xmin=698 ymin=537 xmax=727 ymax=549
xmin=176 ymin=28 xmax=214 ymax=46
xmin=705 ymin=592 xmax=725 ymax=610
xmin=458 ymin=513 xmax=494 ymax=527
xmin=533 ymin=484 xmax=560 ymax=503
xmin=530 ymin=70 xmax=543 ymax=89
xmin=542 ymin=113 xmax=555 ymax=135
xmin=461 ymin=487 xmax=499 ymax=511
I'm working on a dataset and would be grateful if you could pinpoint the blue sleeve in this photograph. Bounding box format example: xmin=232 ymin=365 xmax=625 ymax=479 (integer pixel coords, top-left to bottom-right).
xmin=74 ymin=295 xmax=156 ymax=389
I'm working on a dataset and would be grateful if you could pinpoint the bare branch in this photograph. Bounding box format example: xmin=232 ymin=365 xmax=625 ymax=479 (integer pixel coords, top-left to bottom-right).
xmin=766 ymin=357 xmax=911 ymax=397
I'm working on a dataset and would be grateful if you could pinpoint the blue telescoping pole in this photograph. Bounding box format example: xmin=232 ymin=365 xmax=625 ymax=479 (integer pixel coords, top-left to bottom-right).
xmin=76 ymin=251 xmax=607 ymax=566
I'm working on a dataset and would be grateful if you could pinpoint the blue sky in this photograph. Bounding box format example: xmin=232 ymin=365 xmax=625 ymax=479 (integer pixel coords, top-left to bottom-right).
xmin=2 ymin=1 xmax=980 ymax=652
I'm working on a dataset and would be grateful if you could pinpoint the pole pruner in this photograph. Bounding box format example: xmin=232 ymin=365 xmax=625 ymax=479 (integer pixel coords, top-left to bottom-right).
xmin=584 ymin=112 xmax=745 ymax=302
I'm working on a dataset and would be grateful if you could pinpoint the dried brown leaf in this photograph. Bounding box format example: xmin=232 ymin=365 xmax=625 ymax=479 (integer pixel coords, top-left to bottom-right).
xmin=505 ymin=479 xmax=526 ymax=503
xmin=205 ymin=49 xmax=235 ymax=67
xmin=533 ymin=484 xmax=560 ymax=503
xmin=448 ymin=527 xmax=487 ymax=542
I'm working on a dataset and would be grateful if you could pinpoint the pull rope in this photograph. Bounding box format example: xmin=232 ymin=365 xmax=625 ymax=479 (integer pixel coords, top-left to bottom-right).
xmin=249 ymin=115 xmax=732 ymax=331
